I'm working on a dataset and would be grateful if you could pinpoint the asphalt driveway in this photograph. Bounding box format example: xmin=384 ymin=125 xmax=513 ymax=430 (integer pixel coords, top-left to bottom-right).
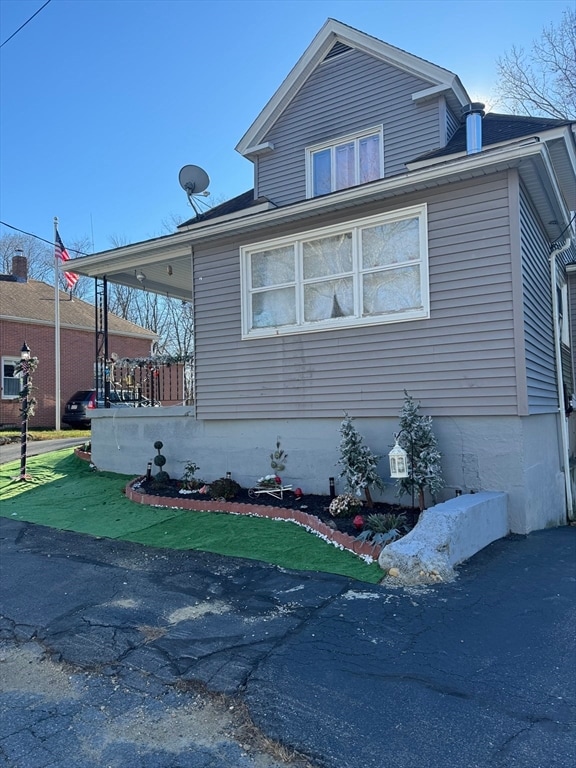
xmin=0 ymin=437 xmax=86 ymax=465
xmin=1 ymin=512 xmax=574 ymax=768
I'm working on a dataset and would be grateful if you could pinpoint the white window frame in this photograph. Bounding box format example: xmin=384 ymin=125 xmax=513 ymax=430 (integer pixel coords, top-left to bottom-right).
xmin=1 ymin=356 xmax=21 ymax=400
xmin=305 ymin=126 xmax=384 ymax=198
xmin=241 ymin=204 xmax=429 ymax=339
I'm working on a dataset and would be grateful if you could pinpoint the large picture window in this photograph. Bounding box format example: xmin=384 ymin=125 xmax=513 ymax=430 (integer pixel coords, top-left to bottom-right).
xmin=1 ymin=357 xmax=20 ymax=399
xmin=241 ymin=205 xmax=429 ymax=338
xmin=306 ymin=127 xmax=383 ymax=198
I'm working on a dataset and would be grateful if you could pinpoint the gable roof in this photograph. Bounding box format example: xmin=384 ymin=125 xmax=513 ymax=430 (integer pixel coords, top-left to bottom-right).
xmin=236 ymin=18 xmax=470 ymax=157
xmin=0 ymin=279 xmax=157 ymax=338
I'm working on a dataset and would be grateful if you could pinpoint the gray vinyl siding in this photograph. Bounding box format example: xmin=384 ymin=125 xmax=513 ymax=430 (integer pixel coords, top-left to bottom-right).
xmin=519 ymin=185 xmax=558 ymax=413
xmin=570 ymin=273 xmax=576 ymax=348
xmin=257 ymin=48 xmax=442 ymax=207
xmin=446 ymin=107 xmax=460 ymax=141
xmin=194 ymin=173 xmax=519 ymax=420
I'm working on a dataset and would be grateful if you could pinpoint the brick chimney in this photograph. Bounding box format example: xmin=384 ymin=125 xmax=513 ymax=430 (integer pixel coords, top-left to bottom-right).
xmin=12 ymin=252 xmax=28 ymax=282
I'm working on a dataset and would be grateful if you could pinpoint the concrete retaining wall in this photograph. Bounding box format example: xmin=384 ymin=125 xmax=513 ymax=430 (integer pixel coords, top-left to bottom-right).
xmin=378 ymin=492 xmax=509 ymax=582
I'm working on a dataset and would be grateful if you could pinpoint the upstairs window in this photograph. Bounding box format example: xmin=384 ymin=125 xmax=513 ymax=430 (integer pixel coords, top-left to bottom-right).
xmin=306 ymin=127 xmax=383 ymax=198
xmin=1 ymin=357 xmax=20 ymax=399
xmin=241 ymin=205 xmax=429 ymax=338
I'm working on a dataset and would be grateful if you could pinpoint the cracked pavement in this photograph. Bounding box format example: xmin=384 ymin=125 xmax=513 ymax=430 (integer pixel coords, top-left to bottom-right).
xmin=0 ymin=516 xmax=574 ymax=768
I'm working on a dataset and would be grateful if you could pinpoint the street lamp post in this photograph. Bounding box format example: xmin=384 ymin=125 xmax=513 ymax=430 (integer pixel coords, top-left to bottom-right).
xmin=19 ymin=342 xmax=31 ymax=481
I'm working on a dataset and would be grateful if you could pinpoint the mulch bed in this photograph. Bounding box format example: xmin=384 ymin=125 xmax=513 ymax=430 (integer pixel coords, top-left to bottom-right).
xmin=137 ymin=479 xmax=419 ymax=538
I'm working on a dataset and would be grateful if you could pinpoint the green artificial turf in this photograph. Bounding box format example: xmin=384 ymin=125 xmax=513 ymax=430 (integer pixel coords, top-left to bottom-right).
xmin=0 ymin=449 xmax=383 ymax=583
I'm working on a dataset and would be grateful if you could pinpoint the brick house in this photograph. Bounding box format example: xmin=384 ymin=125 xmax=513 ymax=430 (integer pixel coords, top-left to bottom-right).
xmin=0 ymin=255 xmax=156 ymax=428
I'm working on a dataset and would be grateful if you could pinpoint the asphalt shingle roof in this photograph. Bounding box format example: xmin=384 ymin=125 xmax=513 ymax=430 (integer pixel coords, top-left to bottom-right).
xmin=178 ymin=189 xmax=267 ymax=227
xmin=179 ymin=116 xmax=573 ymax=228
xmin=0 ymin=278 xmax=156 ymax=337
xmin=414 ymin=113 xmax=572 ymax=162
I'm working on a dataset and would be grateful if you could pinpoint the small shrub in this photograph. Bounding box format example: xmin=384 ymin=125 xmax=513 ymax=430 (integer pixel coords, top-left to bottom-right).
xmin=209 ymin=477 xmax=241 ymax=501
xmin=153 ymin=440 xmax=170 ymax=485
xmin=182 ymin=461 xmax=204 ymax=490
xmin=395 ymin=391 xmax=443 ymax=511
xmin=337 ymin=414 xmax=384 ymax=507
xmin=329 ymin=493 xmax=363 ymax=517
xmin=365 ymin=512 xmax=407 ymax=534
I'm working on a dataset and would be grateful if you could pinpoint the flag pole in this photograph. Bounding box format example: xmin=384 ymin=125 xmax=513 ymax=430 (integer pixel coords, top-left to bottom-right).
xmin=54 ymin=216 xmax=61 ymax=430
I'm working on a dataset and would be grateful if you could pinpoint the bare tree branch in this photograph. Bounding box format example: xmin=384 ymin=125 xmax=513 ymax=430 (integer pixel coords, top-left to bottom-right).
xmin=0 ymin=231 xmax=92 ymax=299
xmin=496 ymin=7 xmax=575 ymax=120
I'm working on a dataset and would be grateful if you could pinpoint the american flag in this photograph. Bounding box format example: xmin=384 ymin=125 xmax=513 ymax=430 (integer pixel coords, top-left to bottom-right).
xmin=55 ymin=230 xmax=79 ymax=290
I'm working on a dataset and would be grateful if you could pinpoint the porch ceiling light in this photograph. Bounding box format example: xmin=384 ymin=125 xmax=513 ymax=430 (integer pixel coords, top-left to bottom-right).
xmin=136 ymin=270 xmax=146 ymax=283
xmin=388 ymin=439 xmax=408 ymax=478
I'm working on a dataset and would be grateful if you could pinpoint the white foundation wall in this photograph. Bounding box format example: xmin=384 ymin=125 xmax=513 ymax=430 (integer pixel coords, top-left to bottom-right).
xmin=90 ymin=408 xmax=567 ymax=534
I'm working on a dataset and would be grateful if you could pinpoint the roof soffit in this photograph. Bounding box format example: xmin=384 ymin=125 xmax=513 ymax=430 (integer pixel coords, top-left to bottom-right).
xmin=236 ymin=18 xmax=470 ymax=157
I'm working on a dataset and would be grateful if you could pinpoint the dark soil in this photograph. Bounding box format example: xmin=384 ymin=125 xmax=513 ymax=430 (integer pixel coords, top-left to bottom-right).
xmin=138 ymin=479 xmax=418 ymax=538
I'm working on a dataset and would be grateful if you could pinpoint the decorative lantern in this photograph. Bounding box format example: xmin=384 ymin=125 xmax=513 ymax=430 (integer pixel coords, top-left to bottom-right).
xmin=388 ymin=439 xmax=409 ymax=478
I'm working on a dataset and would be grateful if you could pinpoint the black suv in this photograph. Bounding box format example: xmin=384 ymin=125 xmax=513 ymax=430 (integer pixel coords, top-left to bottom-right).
xmin=62 ymin=389 xmax=158 ymax=428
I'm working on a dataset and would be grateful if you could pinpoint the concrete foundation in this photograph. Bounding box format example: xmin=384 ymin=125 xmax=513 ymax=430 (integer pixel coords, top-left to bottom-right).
xmin=89 ymin=408 xmax=567 ymax=535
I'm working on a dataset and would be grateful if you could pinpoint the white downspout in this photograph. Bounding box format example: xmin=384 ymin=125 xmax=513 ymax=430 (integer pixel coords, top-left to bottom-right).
xmin=550 ymin=238 xmax=574 ymax=521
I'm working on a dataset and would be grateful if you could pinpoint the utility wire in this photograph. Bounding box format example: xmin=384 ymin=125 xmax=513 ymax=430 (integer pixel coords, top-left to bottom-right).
xmin=553 ymin=213 xmax=576 ymax=245
xmin=0 ymin=220 xmax=90 ymax=257
xmin=0 ymin=0 xmax=53 ymax=49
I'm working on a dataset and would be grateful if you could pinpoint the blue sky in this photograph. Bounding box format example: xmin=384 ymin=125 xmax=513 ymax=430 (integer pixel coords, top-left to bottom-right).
xmin=0 ymin=0 xmax=569 ymax=255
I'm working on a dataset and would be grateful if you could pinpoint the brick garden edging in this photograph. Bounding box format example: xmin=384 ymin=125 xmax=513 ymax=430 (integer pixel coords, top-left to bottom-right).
xmin=125 ymin=477 xmax=384 ymax=562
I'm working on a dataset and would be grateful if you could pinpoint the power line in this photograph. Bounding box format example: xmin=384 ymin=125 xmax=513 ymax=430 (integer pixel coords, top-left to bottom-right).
xmin=553 ymin=213 xmax=576 ymax=246
xmin=0 ymin=220 xmax=90 ymax=256
xmin=0 ymin=0 xmax=53 ymax=49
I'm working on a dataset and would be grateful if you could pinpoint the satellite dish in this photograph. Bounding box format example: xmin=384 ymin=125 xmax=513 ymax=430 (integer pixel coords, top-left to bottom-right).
xmin=178 ymin=165 xmax=210 ymax=196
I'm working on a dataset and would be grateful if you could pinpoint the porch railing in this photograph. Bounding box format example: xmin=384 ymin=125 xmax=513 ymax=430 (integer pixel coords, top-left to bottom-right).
xmin=96 ymin=355 xmax=193 ymax=407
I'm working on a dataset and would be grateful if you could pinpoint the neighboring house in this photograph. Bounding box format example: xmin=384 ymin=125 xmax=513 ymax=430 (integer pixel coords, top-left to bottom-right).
xmin=0 ymin=255 xmax=156 ymax=428
xmin=66 ymin=19 xmax=576 ymax=534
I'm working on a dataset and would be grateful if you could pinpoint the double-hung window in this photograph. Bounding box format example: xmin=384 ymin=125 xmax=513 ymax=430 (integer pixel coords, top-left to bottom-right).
xmin=241 ymin=204 xmax=429 ymax=338
xmin=1 ymin=357 xmax=20 ymax=399
xmin=306 ymin=127 xmax=383 ymax=198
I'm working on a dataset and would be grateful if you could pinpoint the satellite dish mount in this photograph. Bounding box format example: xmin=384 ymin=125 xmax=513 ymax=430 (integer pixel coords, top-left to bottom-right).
xmin=178 ymin=165 xmax=210 ymax=218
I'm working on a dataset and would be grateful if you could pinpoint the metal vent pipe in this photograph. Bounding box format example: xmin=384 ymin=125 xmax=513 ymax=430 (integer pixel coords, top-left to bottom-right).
xmin=461 ymin=102 xmax=485 ymax=154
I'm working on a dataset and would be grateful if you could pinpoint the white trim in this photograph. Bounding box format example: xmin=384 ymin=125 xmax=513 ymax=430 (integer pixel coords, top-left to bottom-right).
xmin=1 ymin=355 xmax=20 ymax=400
xmin=305 ymin=125 xmax=384 ymax=198
xmin=412 ymin=84 xmax=454 ymax=103
xmin=240 ymin=204 xmax=429 ymax=339
xmin=243 ymin=141 xmax=275 ymax=157
xmin=235 ymin=19 xmax=469 ymax=157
